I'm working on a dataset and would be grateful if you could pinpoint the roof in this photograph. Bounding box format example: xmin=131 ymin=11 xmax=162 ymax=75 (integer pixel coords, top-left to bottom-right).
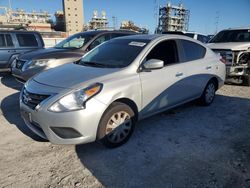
xmin=76 ymin=30 xmax=137 ymax=36
xmin=226 ymin=27 xmax=250 ymax=30
xmin=0 ymin=30 xmax=41 ymax=34
xmin=117 ymin=34 xmax=195 ymax=42
xmin=118 ymin=34 xmax=162 ymax=40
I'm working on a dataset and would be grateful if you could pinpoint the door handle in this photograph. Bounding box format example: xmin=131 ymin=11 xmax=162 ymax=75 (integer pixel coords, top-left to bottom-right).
xmin=206 ymin=66 xmax=212 ymax=70
xmin=175 ymin=72 xmax=183 ymax=77
xmin=8 ymin=50 xmax=16 ymax=53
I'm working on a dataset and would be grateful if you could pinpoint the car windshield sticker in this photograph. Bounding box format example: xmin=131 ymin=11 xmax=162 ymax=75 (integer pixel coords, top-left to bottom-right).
xmin=129 ymin=42 xmax=146 ymax=47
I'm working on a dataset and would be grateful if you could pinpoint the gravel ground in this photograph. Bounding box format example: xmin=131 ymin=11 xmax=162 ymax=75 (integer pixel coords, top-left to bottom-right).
xmin=0 ymin=72 xmax=250 ymax=188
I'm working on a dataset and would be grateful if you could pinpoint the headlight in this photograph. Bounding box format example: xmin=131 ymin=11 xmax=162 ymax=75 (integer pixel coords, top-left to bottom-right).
xmin=48 ymin=83 xmax=103 ymax=112
xmin=22 ymin=59 xmax=56 ymax=71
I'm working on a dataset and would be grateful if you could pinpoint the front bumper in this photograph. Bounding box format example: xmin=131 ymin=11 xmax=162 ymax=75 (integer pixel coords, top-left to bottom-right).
xmin=12 ymin=66 xmax=46 ymax=82
xmin=226 ymin=65 xmax=249 ymax=77
xmin=20 ymin=91 xmax=108 ymax=145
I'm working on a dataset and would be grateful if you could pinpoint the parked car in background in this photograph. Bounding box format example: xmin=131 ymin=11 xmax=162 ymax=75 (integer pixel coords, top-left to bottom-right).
xmin=163 ymin=31 xmax=210 ymax=43
xmin=12 ymin=30 xmax=136 ymax=82
xmin=208 ymin=27 xmax=250 ymax=86
xmin=0 ymin=30 xmax=44 ymax=71
xmin=20 ymin=34 xmax=225 ymax=148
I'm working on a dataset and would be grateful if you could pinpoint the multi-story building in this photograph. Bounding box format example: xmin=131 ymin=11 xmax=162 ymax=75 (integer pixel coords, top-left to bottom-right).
xmin=62 ymin=0 xmax=84 ymax=35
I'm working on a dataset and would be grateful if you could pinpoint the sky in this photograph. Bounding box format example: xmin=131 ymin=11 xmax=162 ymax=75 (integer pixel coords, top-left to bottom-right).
xmin=0 ymin=0 xmax=250 ymax=34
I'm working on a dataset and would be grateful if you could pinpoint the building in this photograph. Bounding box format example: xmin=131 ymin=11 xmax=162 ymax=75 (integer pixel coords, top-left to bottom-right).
xmin=0 ymin=7 xmax=52 ymax=31
xmin=62 ymin=0 xmax=84 ymax=35
xmin=157 ymin=2 xmax=190 ymax=33
xmin=88 ymin=10 xmax=108 ymax=30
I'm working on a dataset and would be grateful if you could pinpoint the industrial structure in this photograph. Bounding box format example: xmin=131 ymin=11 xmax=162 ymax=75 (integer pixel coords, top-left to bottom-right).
xmin=120 ymin=21 xmax=149 ymax=34
xmin=88 ymin=10 xmax=108 ymax=30
xmin=62 ymin=0 xmax=84 ymax=35
xmin=157 ymin=2 xmax=190 ymax=33
xmin=0 ymin=7 xmax=52 ymax=31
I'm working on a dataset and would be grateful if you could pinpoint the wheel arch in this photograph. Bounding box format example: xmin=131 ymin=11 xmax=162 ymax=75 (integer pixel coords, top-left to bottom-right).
xmin=113 ymin=98 xmax=139 ymax=121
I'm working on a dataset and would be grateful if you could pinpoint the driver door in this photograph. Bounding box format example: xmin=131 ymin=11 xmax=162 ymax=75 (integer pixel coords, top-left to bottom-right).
xmin=139 ymin=39 xmax=188 ymax=118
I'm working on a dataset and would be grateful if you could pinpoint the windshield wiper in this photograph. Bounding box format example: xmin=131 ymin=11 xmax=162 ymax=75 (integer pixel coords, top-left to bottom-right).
xmin=80 ymin=61 xmax=109 ymax=68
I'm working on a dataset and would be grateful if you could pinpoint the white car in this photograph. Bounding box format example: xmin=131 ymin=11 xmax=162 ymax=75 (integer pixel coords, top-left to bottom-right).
xmin=208 ymin=27 xmax=250 ymax=85
xmin=20 ymin=34 xmax=226 ymax=148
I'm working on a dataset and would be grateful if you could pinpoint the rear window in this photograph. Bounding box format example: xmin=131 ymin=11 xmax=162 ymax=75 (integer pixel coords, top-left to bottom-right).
xmin=0 ymin=34 xmax=5 ymax=47
xmin=5 ymin=34 xmax=14 ymax=47
xmin=180 ymin=40 xmax=206 ymax=61
xmin=16 ymin=34 xmax=38 ymax=47
xmin=0 ymin=34 xmax=14 ymax=47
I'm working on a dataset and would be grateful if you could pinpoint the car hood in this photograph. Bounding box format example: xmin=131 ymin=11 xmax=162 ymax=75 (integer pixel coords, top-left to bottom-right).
xmin=207 ymin=42 xmax=250 ymax=51
xmin=19 ymin=47 xmax=85 ymax=60
xmin=33 ymin=63 xmax=119 ymax=89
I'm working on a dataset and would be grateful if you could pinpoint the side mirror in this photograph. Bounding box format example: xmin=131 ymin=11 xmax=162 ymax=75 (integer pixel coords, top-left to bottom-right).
xmin=143 ymin=59 xmax=164 ymax=70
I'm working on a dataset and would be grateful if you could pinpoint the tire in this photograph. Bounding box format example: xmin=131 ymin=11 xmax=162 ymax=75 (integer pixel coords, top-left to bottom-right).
xmin=97 ymin=102 xmax=136 ymax=148
xmin=198 ymin=79 xmax=217 ymax=106
xmin=242 ymin=75 xmax=250 ymax=86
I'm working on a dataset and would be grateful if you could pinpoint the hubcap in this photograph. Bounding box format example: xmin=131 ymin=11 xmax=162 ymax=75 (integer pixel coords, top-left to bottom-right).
xmin=105 ymin=111 xmax=132 ymax=143
xmin=205 ymin=83 xmax=215 ymax=103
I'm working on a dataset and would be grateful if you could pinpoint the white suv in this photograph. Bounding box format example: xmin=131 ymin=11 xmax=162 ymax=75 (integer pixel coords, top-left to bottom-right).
xmin=208 ymin=27 xmax=250 ymax=86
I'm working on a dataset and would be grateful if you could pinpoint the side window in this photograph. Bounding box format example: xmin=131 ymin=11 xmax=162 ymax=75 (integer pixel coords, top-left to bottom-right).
xmin=181 ymin=40 xmax=206 ymax=61
xmin=0 ymin=34 xmax=6 ymax=47
xmin=89 ymin=34 xmax=110 ymax=50
xmin=5 ymin=34 xmax=14 ymax=47
xmin=110 ymin=33 xmax=127 ymax=39
xmin=146 ymin=40 xmax=179 ymax=66
xmin=16 ymin=34 xmax=38 ymax=47
xmin=197 ymin=35 xmax=209 ymax=43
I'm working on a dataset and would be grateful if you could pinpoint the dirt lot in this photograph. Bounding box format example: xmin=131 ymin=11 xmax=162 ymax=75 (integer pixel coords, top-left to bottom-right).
xmin=0 ymin=72 xmax=250 ymax=188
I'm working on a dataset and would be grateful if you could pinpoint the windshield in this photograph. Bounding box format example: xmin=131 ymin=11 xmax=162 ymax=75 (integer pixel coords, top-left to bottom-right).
xmin=78 ymin=39 xmax=149 ymax=68
xmin=55 ymin=34 xmax=94 ymax=49
xmin=209 ymin=29 xmax=250 ymax=43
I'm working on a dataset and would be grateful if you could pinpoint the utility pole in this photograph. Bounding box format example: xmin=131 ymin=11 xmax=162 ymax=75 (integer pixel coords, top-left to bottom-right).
xmin=215 ymin=11 xmax=220 ymax=34
xmin=8 ymin=0 xmax=12 ymax=10
xmin=112 ymin=16 xmax=117 ymax=29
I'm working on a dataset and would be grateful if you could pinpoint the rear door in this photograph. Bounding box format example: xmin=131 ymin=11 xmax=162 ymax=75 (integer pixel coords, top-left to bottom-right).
xmin=0 ymin=33 xmax=15 ymax=68
xmin=139 ymin=39 xmax=188 ymax=117
xmin=13 ymin=33 xmax=42 ymax=55
xmin=178 ymin=39 xmax=212 ymax=98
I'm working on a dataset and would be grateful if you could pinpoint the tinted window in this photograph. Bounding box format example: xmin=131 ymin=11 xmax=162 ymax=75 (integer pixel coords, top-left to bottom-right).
xmin=181 ymin=40 xmax=206 ymax=61
xmin=197 ymin=34 xmax=209 ymax=43
xmin=110 ymin=33 xmax=132 ymax=39
xmin=146 ymin=40 xmax=179 ymax=66
xmin=79 ymin=39 xmax=149 ymax=68
xmin=5 ymin=34 xmax=14 ymax=47
xmin=89 ymin=34 xmax=110 ymax=50
xmin=16 ymin=34 xmax=38 ymax=47
xmin=0 ymin=34 xmax=6 ymax=47
xmin=185 ymin=33 xmax=195 ymax=38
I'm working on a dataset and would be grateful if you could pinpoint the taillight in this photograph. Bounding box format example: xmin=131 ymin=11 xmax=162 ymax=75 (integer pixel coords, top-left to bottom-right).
xmin=220 ymin=58 xmax=226 ymax=64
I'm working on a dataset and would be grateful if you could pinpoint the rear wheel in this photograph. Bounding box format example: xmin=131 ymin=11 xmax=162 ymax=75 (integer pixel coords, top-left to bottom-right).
xmin=97 ymin=102 xmax=136 ymax=148
xmin=198 ymin=79 xmax=217 ymax=106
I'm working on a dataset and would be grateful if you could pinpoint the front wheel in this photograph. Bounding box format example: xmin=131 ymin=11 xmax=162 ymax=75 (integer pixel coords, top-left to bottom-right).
xmin=198 ymin=80 xmax=217 ymax=106
xmin=97 ymin=102 xmax=136 ymax=148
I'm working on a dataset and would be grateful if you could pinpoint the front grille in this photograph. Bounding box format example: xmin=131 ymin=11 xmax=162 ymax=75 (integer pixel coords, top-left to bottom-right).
xmin=22 ymin=88 xmax=50 ymax=110
xmin=16 ymin=59 xmax=27 ymax=70
xmin=212 ymin=49 xmax=233 ymax=65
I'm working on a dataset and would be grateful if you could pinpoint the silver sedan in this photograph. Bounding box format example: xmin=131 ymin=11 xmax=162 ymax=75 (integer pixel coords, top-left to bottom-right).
xmin=20 ymin=34 xmax=226 ymax=148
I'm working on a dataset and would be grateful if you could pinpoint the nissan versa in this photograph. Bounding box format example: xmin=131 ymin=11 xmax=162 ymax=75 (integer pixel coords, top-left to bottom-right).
xmin=20 ymin=35 xmax=226 ymax=148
